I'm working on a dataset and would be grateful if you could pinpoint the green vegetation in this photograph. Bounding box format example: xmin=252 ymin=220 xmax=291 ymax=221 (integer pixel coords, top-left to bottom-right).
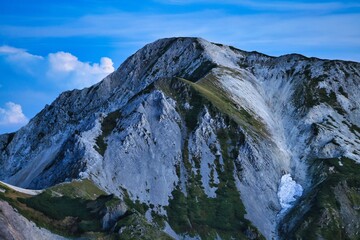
xmin=19 ymin=192 xmax=107 ymax=232
xmin=293 ymin=68 xmax=328 ymax=110
xmin=113 ymin=210 xmax=173 ymax=240
xmin=280 ymin=157 xmax=360 ymax=240
xmin=95 ymin=110 xmax=122 ymax=156
xmin=293 ymin=65 xmax=347 ymax=115
xmin=151 ymin=211 xmax=166 ymax=229
xmin=49 ymin=179 xmax=106 ymax=200
xmin=155 ymin=75 xmax=265 ymax=239
xmin=0 ymin=179 xmax=121 ymax=238
xmin=156 ymin=77 xmax=204 ymax=132
xmin=122 ymin=188 xmax=149 ymax=215
xmin=180 ymin=74 xmax=268 ymax=138
xmin=0 ymin=182 xmax=70 ymax=235
xmin=166 ymin=111 xmax=263 ymax=239
xmin=0 ymin=179 xmax=174 ymax=239
xmin=157 ymin=72 xmax=267 ymax=138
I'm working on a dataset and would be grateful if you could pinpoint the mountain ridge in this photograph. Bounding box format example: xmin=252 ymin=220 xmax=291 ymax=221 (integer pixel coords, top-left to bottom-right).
xmin=1 ymin=37 xmax=360 ymax=240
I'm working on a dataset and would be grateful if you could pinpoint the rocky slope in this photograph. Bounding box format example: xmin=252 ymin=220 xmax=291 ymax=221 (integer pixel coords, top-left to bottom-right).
xmin=0 ymin=37 xmax=359 ymax=239
xmin=0 ymin=200 xmax=66 ymax=240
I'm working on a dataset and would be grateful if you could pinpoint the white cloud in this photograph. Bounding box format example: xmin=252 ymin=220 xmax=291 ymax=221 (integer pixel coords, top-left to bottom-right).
xmin=155 ymin=0 xmax=360 ymax=11
xmin=47 ymin=51 xmax=115 ymax=88
xmin=0 ymin=102 xmax=28 ymax=125
xmin=0 ymin=46 xmax=114 ymax=90
xmin=0 ymin=45 xmax=26 ymax=54
xmin=0 ymin=45 xmax=44 ymax=75
xmin=1 ymin=10 xmax=359 ymax=61
xmin=0 ymin=45 xmax=43 ymax=61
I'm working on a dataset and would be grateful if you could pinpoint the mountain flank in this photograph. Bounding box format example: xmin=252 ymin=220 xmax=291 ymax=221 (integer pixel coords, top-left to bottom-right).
xmin=1 ymin=37 xmax=360 ymax=240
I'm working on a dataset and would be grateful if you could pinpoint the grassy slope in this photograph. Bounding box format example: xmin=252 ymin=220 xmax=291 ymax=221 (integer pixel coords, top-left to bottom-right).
xmin=0 ymin=179 xmax=171 ymax=239
xmin=156 ymin=77 xmax=265 ymax=239
xmin=113 ymin=210 xmax=173 ymax=240
xmin=0 ymin=179 xmax=114 ymax=237
xmin=179 ymin=75 xmax=268 ymax=139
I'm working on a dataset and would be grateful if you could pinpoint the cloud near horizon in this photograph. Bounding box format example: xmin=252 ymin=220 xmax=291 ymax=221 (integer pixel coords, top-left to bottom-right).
xmin=47 ymin=51 xmax=115 ymax=89
xmin=0 ymin=45 xmax=115 ymax=90
xmin=2 ymin=9 xmax=359 ymax=62
xmin=0 ymin=45 xmax=115 ymax=132
xmin=155 ymin=0 xmax=360 ymax=11
xmin=0 ymin=102 xmax=28 ymax=126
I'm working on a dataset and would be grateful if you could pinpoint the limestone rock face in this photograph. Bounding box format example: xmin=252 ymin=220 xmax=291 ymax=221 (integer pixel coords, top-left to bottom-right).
xmin=1 ymin=37 xmax=359 ymax=240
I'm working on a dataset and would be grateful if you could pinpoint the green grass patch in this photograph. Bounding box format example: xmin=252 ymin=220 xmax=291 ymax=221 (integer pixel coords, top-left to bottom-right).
xmin=114 ymin=210 xmax=173 ymax=240
xmin=156 ymin=77 xmax=205 ymax=132
xmin=154 ymin=75 xmax=264 ymax=239
xmin=21 ymin=192 xmax=98 ymax=221
xmin=49 ymin=179 xmax=106 ymax=200
xmin=179 ymin=75 xmax=268 ymax=138
xmin=166 ymin=117 xmax=263 ymax=239
xmin=121 ymin=188 xmax=149 ymax=215
xmin=0 ymin=180 xmax=122 ymax=238
xmin=151 ymin=211 xmax=166 ymax=229
xmin=293 ymin=65 xmax=347 ymax=115
xmin=95 ymin=110 xmax=122 ymax=156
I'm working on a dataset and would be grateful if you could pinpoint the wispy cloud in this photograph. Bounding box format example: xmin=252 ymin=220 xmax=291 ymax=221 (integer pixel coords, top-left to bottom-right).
xmin=0 ymin=102 xmax=28 ymax=126
xmin=155 ymin=0 xmax=360 ymax=11
xmin=0 ymin=45 xmax=26 ymax=54
xmin=1 ymin=10 xmax=359 ymax=61
xmin=235 ymin=0 xmax=359 ymax=11
xmin=0 ymin=45 xmax=44 ymax=75
xmin=0 ymin=46 xmax=114 ymax=90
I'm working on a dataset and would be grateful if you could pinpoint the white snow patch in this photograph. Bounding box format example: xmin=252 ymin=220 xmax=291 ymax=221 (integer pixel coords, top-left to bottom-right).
xmin=277 ymin=174 xmax=303 ymax=211
xmin=0 ymin=181 xmax=43 ymax=195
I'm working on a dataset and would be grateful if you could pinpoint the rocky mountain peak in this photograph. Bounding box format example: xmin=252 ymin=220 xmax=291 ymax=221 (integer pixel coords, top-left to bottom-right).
xmin=1 ymin=37 xmax=360 ymax=240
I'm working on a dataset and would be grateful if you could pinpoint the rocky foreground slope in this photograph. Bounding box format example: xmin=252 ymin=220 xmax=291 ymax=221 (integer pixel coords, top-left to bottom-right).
xmin=1 ymin=37 xmax=360 ymax=239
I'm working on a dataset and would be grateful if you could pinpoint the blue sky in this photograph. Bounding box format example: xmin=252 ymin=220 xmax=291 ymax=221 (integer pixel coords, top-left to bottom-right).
xmin=1 ymin=0 xmax=359 ymax=133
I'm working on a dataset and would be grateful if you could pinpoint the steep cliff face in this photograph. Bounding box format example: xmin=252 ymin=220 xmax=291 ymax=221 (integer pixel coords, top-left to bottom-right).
xmin=0 ymin=37 xmax=359 ymax=239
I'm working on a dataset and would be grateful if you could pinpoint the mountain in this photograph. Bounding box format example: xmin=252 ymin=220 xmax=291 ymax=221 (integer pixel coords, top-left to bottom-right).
xmin=1 ymin=37 xmax=360 ymax=240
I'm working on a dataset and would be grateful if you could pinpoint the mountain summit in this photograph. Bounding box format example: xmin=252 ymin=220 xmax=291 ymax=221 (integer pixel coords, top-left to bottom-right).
xmin=1 ymin=37 xmax=360 ymax=239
